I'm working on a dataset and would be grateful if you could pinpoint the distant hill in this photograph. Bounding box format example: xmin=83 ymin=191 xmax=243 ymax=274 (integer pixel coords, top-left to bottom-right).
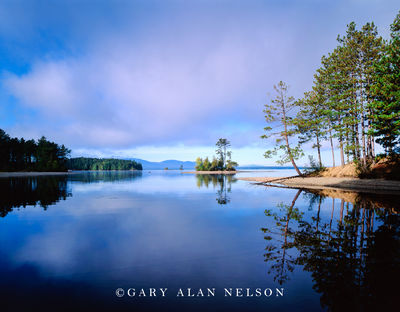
xmin=128 ymin=159 xmax=305 ymax=170
xmin=129 ymin=158 xmax=196 ymax=170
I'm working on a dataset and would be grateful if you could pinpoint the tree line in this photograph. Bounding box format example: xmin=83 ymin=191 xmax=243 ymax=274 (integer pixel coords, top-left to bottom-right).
xmin=67 ymin=157 xmax=143 ymax=171
xmin=263 ymin=12 xmax=400 ymax=174
xmin=0 ymin=128 xmax=70 ymax=172
xmin=195 ymin=138 xmax=238 ymax=171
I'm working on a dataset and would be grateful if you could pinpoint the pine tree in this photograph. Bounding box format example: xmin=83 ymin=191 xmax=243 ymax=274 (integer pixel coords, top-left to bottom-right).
xmin=262 ymin=81 xmax=303 ymax=175
xmin=361 ymin=22 xmax=384 ymax=159
xmin=294 ymin=91 xmax=327 ymax=168
xmin=370 ymin=12 xmax=400 ymax=155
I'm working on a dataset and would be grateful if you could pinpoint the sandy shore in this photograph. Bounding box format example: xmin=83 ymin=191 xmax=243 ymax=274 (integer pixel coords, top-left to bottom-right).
xmin=183 ymin=171 xmax=237 ymax=174
xmin=0 ymin=172 xmax=73 ymax=178
xmin=238 ymin=176 xmax=400 ymax=194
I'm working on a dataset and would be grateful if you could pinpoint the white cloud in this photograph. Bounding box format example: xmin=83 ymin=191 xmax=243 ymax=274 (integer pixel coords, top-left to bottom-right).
xmin=1 ymin=0 xmax=398 ymax=164
xmin=4 ymin=27 xmax=269 ymax=148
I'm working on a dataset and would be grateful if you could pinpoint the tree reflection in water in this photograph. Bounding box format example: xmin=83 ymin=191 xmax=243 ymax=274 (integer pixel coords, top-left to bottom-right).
xmin=0 ymin=176 xmax=71 ymax=217
xmin=0 ymin=171 xmax=143 ymax=217
xmin=196 ymin=174 xmax=236 ymax=205
xmin=262 ymin=189 xmax=303 ymax=285
xmin=262 ymin=188 xmax=400 ymax=311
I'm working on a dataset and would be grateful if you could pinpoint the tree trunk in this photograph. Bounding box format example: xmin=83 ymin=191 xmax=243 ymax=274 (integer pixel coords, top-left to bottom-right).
xmin=339 ymin=137 xmax=345 ymax=166
xmin=316 ymin=134 xmax=322 ymax=168
xmin=339 ymin=199 xmax=344 ymax=224
xmin=223 ymin=146 xmax=226 ymax=168
xmin=328 ymin=198 xmax=335 ymax=243
xmin=282 ymin=189 xmax=302 ymax=277
xmin=361 ymin=106 xmax=367 ymax=165
xmin=360 ymin=73 xmax=366 ymax=165
xmin=316 ymin=196 xmax=321 ymax=232
xmin=329 ymin=129 xmax=335 ymax=167
xmin=346 ymin=124 xmax=350 ymax=162
xmin=281 ymin=101 xmax=302 ymax=176
xmin=371 ymin=137 xmax=375 ymax=158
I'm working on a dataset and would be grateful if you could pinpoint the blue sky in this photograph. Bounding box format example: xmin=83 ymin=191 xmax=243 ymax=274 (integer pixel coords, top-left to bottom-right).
xmin=1 ymin=0 xmax=398 ymax=165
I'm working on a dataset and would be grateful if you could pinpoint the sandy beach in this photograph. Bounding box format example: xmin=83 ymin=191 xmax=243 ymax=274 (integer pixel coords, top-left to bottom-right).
xmin=238 ymin=176 xmax=400 ymax=194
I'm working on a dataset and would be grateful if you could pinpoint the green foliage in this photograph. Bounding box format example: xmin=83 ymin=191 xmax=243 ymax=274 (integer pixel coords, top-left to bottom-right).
xmin=310 ymin=20 xmax=385 ymax=164
xmin=66 ymin=157 xmax=142 ymax=171
xmin=262 ymin=81 xmax=303 ymax=175
xmin=195 ymin=157 xmax=203 ymax=171
xmin=369 ymin=12 xmax=400 ymax=154
xmin=216 ymin=138 xmax=231 ymax=168
xmin=195 ymin=138 xmax=238 ymax=171
xmin=210 ymin=157 xmax=219 ymax=171
xmin=292 ymin=15 xmax=400 ymax=166
xmin=293 ymin=91 xmax=327 ymax=167
xmin=304 ymin=156 xmax=326 ymax=176
xmin=0 ymin=129 xmax=70 ymax=172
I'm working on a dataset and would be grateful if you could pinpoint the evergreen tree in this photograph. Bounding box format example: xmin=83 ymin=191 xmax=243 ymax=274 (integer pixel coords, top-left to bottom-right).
xmin=216 ymin=138 xmax=231 ymax=168
xmin=370 ymin=12 xmax=400 ymax=155
xmin=294 ymin=91 xmax=327 ymax=168
xmin=195 ymin=157 xmax=204 ymax=171
xmin=0 ymin=129 xmax=70 ymax=172
xmin=66 ymin=157 xmax=142 ymax=171
xmin=262 ymin=81 xmax=303 ymax=175
xmin=195 ymin=139 xmax=238 ymax=171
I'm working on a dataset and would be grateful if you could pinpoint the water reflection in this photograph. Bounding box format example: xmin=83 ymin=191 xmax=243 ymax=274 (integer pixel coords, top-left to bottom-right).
xmin=262 ymin=189 xmax=303 ymax=285
xmin=1 ymin=171 xmax=399 ymax=311
xmin=0 ymin=171 xmax=142 ymax=217
xmin=0 ymin=176 xmax=71 ymax=217
xmin=196 ymin=174 xmax=236 ymax=205
xmin=68 ymin=170 xmax=142 ymax=183
xmin=262 ymin=188 xmax=400 ymax=311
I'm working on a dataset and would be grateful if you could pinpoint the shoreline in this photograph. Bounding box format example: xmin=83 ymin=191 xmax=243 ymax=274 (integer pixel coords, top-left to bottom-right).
xmin=183 ymin=171 xmax=238 ymax=174
xmin=0 ymin=171 xmax=74 ymax=178
xmin=238 ymin=176 xmax=400 ymax=194
xmin=0 ymin=170 xmax=142 ymax=178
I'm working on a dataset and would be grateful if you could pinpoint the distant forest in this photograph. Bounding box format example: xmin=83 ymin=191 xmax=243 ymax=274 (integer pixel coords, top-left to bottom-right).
xmin=0 ymin=129 xmax=142 ymax=172
xmin=67 ymin=157 xmax=143 ymax=171
xmin=0 ymin=129 xmax=70 ymax=172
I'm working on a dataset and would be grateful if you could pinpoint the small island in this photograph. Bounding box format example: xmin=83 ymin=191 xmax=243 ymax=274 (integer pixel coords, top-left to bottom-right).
xmin=188 ymin=138 xmax=238 ymax=174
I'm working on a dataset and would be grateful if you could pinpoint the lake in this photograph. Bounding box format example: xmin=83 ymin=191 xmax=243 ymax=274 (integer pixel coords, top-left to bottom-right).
xmin=0 ymin=170 xmax=399 ymax=311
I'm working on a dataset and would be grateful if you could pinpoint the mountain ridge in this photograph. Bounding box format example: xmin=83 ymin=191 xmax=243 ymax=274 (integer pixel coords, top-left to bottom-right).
xmin=127 ymin=158 xmax=304 ymax=170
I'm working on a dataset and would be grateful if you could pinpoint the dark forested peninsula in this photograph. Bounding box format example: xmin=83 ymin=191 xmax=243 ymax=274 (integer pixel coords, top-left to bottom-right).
xmin=67 ymin=157 xmax=142 ymax=171
xmin=0 ymin=129 xmax=70 ymax=172
xmin=0 ymin=129 xmax=142 ymax=172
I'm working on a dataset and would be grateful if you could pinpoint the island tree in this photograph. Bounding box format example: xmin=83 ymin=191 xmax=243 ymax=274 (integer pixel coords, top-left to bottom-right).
xmin=195 ymin=138 xmax=238 ymax=171
xmin=216 ymin=138 xmax=231 ymax=168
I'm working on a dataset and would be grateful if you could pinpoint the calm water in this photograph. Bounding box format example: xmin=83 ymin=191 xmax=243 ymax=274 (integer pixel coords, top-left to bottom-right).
xmin=0 ymin=170 xmax=399 ymax=311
